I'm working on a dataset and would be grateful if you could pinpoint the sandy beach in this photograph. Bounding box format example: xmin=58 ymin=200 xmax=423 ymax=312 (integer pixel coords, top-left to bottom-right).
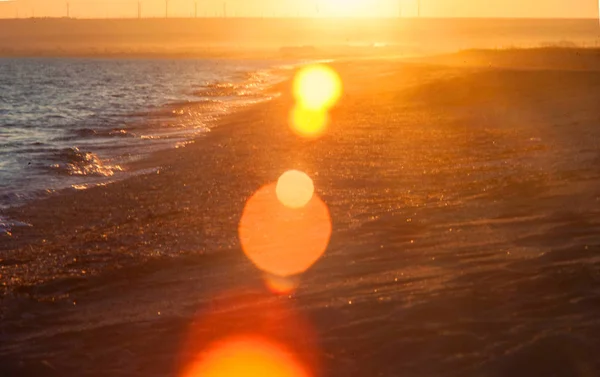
xmin=1 ymin=49 xmax=600 ymax=376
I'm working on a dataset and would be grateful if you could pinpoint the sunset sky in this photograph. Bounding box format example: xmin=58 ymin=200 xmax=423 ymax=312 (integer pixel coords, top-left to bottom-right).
xmin=0 ymin=0 xmax=597 ymax=19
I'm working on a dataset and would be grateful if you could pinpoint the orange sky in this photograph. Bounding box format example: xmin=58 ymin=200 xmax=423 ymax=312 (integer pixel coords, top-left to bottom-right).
xmin=0 ymin=0 xmax=597 ymax=19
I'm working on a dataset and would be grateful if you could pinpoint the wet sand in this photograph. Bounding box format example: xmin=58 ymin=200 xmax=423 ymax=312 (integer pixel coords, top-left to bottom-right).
xmin=2 ymin=49 xmax=600 ymax=376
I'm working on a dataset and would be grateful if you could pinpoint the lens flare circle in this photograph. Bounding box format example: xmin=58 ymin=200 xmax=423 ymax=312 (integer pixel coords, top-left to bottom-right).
xmin=239 ymin=183 xmax=332 ymax=277
xmin=276 ymin=170 xmax=315 ymax=209
xmin=182 ymin=336 xmax=309 ymax=377
xmin=293 ymin=64 xmax=342 ymax=112
xmin=289 ymin=105 xmax=330 ymax=139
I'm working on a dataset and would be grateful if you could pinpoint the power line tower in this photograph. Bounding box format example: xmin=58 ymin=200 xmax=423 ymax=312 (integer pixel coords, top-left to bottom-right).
xmin=66 ymin=2 xmax=70 ymax=18
xmin=223 ymin=2 xmax=227 ymax=17
xmin=194 ymin=1 xmax=198 ymax=18
xmin=417 ymin=0 xmax=421 ymax=17
xmin=137 ymin=1 xmax=141 ymax=19
xmin=165 ymin=0 xmax=168 ymax=18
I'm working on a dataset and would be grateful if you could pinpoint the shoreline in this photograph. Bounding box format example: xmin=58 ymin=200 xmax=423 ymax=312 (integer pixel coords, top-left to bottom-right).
xmin=2 ymin=48 xmax=600 ymax=376
xmin=0 ymin=58 xmax=293 ymax=218
xmin=3 ymin=47 xmax=600 ymax=284
xmin=3 ymin=46 xmax=600 ymax=291
xmin=0 ymin=86 xmax=295 ymax=290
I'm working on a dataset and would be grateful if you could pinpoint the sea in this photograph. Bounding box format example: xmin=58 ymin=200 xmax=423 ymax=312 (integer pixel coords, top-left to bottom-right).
xmin=0 ymin=58 xmax=292 ymax=233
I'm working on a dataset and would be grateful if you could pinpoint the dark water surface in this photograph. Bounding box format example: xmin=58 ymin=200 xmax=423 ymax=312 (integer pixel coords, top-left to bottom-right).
xmin=0 ymin=58 xmax=288 ymax=213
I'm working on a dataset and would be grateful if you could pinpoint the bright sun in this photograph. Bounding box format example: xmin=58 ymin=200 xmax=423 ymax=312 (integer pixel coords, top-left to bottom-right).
xmin=320 ymin=0 xmax=372 ymax=16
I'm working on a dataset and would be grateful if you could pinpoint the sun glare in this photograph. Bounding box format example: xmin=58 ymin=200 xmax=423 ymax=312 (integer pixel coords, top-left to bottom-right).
xmin=182 ymin=336 xmax=309 ymax=377
xmin=290 ymin=105 xmax=330 ymax=139
xmin=320 ymin=0 xmax=372 ymax=17
xmin=290 ymin=64 xmax=342 ymax=138
xmin=179 ymin=294 xmax=319 ymax=377
xmin=293 ymin=65 xmax=342 ymax=112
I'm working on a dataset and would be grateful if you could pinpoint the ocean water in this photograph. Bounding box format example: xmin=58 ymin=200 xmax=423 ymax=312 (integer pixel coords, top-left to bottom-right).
xmin=0 ymin=58 xmax=288 ymax=214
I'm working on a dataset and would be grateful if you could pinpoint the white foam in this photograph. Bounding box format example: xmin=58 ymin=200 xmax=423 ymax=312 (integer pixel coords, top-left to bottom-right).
xmin=0 ymin=216 xmax=32 ymax=236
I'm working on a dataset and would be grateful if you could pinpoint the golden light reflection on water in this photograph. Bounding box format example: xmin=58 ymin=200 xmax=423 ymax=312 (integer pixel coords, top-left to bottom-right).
xmin=276 ymin=170 xmax=315 ymax=209
xmin=239 ymin=181 xmax=331 ymax=278
xmin=182 ymin=336 xmax=309 ymax=377
xmin=290 ymin=64 xmax=342 ymax=138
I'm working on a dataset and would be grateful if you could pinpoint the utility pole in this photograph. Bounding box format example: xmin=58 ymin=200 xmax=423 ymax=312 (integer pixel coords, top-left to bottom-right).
xmin=165 ymin=0 xmax=168 ymax=18
xmin=67 ymin=2 xmax=70 ymax=18
xmin=223 ymin=2 xmax=227 ymax=17
xmin=137 ymin=1 xmax=141 ymax=19
xmin=398 ymin=0 xmax=402 ymax=18
xmin=194 ymin=1 xmax=197 ymax=18
xmin=417 ymin=0 xmax=420 ymax=17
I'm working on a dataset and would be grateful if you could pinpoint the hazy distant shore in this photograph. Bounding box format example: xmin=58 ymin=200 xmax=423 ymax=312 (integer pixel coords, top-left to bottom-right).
xmin=0 ymin=18 xmax=598 ymax=58
xmin=1 ymin=48 xmax=600 ymax=376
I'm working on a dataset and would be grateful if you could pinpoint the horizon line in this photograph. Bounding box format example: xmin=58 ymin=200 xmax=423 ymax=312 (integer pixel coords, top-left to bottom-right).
xmin=0 ymin=16 xmax=598 ymax=21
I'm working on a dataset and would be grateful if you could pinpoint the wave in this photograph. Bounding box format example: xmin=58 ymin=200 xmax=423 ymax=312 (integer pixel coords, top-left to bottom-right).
xmin=48 ymin=147 xmax=123 ymax=177
xmin=55 ymin=128 xmax=137 ymax=142
xmin=0 ymin=60 xmax=291 ymax=210
xmin=0 ymin=216 xmax=32 ymax=236
xmin=195 ymin=82 xmax=259 ymax=98
xmin=195 ymin=68 xmax=287 ymax=99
